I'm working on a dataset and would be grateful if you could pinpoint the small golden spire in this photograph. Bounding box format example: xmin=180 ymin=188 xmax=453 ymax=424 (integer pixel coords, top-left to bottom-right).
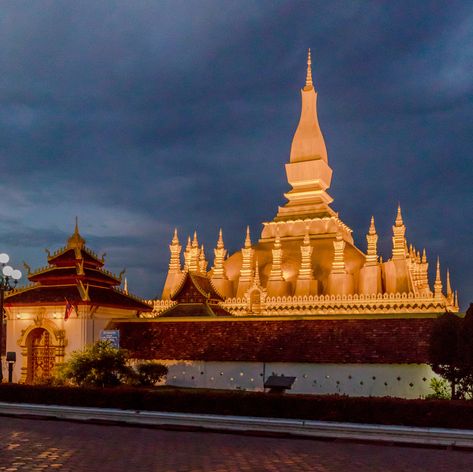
xmin=369 ymin=216 xmax=376 ymax=235
xmin=395 ymin=204 xmax=403 ymax=226
xmin=192 ymin=231 xmax=198 ymax=248
xmin=244 ymin=225 xmax=252 ymax=249
xmin=305 ymin=48 xmax=313 ymax=89
xmin=172 ymin=228 xmax=179 ymax=245
xmin=434 ymin=257 xmax=443 ymax=299
xmin=446 ymin=269 xmax=452 ymax=296
xmin=123 ymin=277 xmax=129 ymax=295
xmin=217 ymin=228 xmax=224 ymax=249
xmin=254 ymin=258 xmax=261 ymax=286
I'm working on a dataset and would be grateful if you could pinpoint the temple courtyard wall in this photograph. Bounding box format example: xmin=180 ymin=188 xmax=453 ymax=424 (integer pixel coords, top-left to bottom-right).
xmin=159 ymin=360 xmax=436 ymax=398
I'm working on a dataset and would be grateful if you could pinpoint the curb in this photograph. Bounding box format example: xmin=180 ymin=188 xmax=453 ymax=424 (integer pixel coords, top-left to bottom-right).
xmin=1 ymin=402 xmax=473 ymax=448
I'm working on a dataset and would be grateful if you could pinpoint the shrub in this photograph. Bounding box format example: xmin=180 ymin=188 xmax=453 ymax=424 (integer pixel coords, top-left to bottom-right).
xmin=426 ymin=378 xmax=451 ymax=400
xmin=134 ymin=362 xmax=168 ymax=386
xmin=1 ymin=384 xmax=473 ymax=429
xmin=59 ymin=340 xmax=133 ymax=387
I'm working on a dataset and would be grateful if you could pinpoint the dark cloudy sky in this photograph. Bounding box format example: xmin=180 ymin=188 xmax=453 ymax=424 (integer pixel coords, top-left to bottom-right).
xmin=0 ymin=1 xmax=471 ymax=308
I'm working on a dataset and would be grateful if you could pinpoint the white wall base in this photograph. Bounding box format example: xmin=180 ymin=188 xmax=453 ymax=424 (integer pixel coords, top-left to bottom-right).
xmin=160 ymin=360 xmax=437 ymax=398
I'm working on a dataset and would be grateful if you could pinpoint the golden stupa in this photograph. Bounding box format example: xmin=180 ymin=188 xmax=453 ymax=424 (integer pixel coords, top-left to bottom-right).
xmin=155 ymin=50 xmax=458 ymax=317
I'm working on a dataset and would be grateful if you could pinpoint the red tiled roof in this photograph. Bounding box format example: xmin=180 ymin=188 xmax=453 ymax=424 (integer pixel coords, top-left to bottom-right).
xmin=172 ymin=272 xmax=224 ymax=302
xmin=48 ymin=248 xmax=103 ymax=267
xmin=29 ymin=266 xmax=119 ymax=286
xmin=5 ymin=285 xmax=151 ymax=311
xmin=110 ymin=318 xmax=436 ymax=364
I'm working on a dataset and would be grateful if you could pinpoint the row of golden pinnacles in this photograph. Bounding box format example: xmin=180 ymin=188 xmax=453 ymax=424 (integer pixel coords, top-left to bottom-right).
xmin=157 ymin=48 xmax=457 ymax=317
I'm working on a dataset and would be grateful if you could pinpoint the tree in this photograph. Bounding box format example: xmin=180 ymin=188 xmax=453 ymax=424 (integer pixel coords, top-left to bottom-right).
xmin=59 ymin=340 xmax=133 ymax=387
xmin=429 ymin=312 xmax=463 ymax=399
xmin=429 ymin=304 xmax=473 ymax=399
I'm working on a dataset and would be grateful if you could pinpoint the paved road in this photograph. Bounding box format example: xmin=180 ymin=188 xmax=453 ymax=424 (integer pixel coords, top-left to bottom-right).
xmin=0 ymin=417 xmax=472 ymax=471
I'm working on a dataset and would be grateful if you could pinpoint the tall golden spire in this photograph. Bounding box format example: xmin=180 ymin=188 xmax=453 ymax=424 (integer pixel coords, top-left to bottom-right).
xmin=305 ymin=48 xmax=313 ymax=90
xmin=276 ymin=49 xmax=334 ymax=221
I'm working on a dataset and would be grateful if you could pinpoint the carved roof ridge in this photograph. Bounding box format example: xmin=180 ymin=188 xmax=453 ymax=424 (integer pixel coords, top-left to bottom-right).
xmin=169 ymin=271 xmax=188 ymax=300
xmin=110 ymin=285 xmax=152 ymax=306
xmin=48 ymin=245 xmax=102 ymax=264
xmin=5 ymin=282 xmax=39 ymax=297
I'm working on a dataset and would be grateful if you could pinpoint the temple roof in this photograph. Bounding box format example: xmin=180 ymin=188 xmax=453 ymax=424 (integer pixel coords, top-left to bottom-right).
xmin=110 ymin=317 xmax=436 ymax=364
xmin=46 ymin=220 xmax=104 ymax=268
xmin=5 ymin=284 xmax=150 ymax=311
xmin=160 ymin=271 xmax=231 ymax=317
xmin=6 ymin=221 xmax=151 ymax=312
xmin=171 ymin=272 xmax=224 ymax=302
xmin=28 ymin=265 xmax=120 ymax=286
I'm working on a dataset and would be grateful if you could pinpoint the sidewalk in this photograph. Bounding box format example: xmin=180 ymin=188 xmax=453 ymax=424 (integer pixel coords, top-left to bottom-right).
xmin=1 ymin=401 xmax=473 ymax=448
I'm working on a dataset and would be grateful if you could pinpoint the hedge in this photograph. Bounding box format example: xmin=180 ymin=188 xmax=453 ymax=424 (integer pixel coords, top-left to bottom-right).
xmin=0 ymin=384 xmax=472 ymax=429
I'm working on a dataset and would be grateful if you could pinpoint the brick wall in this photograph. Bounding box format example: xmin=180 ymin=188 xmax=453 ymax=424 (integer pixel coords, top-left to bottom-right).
xmin=112 ymin=317 xmax=436 ymax=364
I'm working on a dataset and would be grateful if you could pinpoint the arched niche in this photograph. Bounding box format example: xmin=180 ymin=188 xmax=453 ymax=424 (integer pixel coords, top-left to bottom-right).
xmin=17 ymin=319 xmax=67 ymax=384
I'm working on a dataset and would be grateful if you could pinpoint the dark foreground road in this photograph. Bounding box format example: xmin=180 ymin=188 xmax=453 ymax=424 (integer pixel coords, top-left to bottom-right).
xmin=0 ymin=416 xmax=472 ymax=472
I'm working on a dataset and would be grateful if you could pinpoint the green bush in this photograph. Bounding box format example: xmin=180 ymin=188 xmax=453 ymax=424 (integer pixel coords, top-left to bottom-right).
xmin=134 ymin=362 xmax=168 ymax=386
xmin=59 ymin=340 xmax=133 ymax=387
xmin=426 ymin=378 xmax=451 ymax=400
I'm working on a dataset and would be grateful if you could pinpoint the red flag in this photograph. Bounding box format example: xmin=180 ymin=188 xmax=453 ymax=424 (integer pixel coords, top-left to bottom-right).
xmin=64 ymin=298 xmax=74 ymax=321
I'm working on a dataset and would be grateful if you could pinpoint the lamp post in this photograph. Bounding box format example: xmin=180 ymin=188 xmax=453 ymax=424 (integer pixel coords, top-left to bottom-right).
xmin=0 ymin=253 xmax=22 ymax=383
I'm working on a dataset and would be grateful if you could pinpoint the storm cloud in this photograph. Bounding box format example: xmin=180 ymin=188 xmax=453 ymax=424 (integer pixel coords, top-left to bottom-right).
xmin=0 ymin=1 xmax=471 ymax=306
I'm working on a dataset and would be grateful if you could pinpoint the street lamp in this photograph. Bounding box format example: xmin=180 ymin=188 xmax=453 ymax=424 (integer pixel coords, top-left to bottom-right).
xmin=0 ymin=253 xmax=22 ymax=383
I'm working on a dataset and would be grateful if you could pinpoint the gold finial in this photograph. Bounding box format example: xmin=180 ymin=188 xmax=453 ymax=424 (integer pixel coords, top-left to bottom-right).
xmin=369 ymin=216 xmax=376 ymax=235
xmin=395 ymin=204 xmax=403 ymax=226
xmin=67 ymin=217 xmax=85 ymax=249
xmin=446 ymin=269 xmax=452 ymax=296
xmin=217 ymin=228 xmax=224 ymax=249
xmin=172 ymin=228 xmax=179 ymax=244
xmin=244 ymin=225 xmax=252 ymax=249
xmin=192 ymin=231 xmax=198 ymax=248
xmin=123 ymin=277 xmax=129 ymax=295
xmin=186 ymin=235 xmax=191 ymax=250
xmin=305 ymin=48 xmax=313 ymax=89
